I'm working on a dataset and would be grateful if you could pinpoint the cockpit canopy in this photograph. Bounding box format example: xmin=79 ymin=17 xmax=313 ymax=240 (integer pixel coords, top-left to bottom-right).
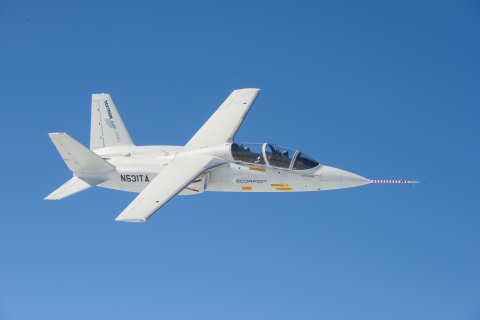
xmin=231 ymin=143 xmax=320 ymax=170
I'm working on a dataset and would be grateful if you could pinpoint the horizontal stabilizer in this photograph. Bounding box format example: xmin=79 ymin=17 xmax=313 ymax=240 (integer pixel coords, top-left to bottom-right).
xmin=45 ymin=177 xmax=98 ymax=200
xmin=48 ymin=133 xmax=115 ymax=173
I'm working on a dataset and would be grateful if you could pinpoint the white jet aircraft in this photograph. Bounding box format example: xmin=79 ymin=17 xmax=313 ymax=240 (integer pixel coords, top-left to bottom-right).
xmin=46 ymin=89 xmax=418 ymax=222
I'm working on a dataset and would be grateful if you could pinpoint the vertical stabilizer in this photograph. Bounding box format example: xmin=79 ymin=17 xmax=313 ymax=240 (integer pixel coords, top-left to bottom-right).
xmin=90 ymin=94 xmax=134 ymax=150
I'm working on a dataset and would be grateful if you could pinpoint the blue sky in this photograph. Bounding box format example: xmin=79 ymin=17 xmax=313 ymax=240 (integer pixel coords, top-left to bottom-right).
xmin=0 ymin=0 xmax=479 ymax=319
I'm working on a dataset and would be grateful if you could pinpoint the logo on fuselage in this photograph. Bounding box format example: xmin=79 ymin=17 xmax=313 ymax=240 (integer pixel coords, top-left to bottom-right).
xmin=233 ymin=177 xmax=267 ymax=184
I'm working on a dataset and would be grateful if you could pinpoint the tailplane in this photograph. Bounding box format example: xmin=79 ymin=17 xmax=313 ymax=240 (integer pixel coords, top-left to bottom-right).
xmin=45 ymin=177 xmax=97 ymax=200
xmin=90 ymin=94 xmax=134 ymax=150
xmin=48 ymin=133 xmax=115 ymax=173
xmin=46 ymin=133 xmax=115 ymax=200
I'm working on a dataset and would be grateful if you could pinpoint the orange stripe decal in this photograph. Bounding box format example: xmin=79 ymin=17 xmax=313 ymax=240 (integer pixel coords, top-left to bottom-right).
xmin=242 ymin=186 xmax=252 ymax=191
xmin=276 ymin=187 xmax=292 ymax=191
xmin=249 ymin=167 xmax=266 ymax=172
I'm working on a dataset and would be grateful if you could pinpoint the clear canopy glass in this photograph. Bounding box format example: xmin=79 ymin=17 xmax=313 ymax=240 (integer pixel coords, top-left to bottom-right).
xmin=231 ymin=143 xmax=265 ymax=165
xmin=230 ymin=143 xmax=320 ymax=170
xmin=292 ymin=152 xmax=319 ymax=170
xmin=264 ymin=143 xmax=295 ymax=169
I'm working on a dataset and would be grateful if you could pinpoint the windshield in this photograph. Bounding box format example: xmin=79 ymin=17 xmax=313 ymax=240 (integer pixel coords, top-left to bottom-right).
xmin=292 ymin=152 xmax=319 ymax=170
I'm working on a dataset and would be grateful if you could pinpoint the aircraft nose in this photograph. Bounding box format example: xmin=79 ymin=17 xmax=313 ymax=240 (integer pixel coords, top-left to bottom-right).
xmin=315 ymin=165 xmax=371 ymax=190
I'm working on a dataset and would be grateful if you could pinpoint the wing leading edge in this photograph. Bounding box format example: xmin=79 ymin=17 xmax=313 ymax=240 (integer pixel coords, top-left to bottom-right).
xmin=115 ymin=155 xmax=227 ymax=222
xmin=184 ymin=88 xmax=260 ymax=150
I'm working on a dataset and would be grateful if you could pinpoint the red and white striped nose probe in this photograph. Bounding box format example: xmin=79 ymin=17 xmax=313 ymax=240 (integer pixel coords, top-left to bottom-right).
xmin=371 ymin=179 xmax=421 ymax=184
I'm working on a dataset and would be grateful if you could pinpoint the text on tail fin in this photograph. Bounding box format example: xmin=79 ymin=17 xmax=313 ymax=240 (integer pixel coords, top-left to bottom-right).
xmin=90 ymin=93 xmax=134 ymax=150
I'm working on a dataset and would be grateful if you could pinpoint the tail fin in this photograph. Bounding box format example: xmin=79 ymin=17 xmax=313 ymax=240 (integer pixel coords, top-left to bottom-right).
xmin=90 ymin=94 xmax=134 ymax=150
xmin=48 ymin=133 xmax=115 ymax=173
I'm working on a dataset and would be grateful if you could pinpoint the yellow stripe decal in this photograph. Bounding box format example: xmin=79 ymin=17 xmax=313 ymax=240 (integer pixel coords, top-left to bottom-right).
xmin=242 ymin=186 xmax=252 ymax=191
xmin=271 ymin=184 xmax=289 ymax=187
xmin=249 ymin=167 xmax=266 ymax=172
xmin=276 ymin=187 xmax=292 ymax=191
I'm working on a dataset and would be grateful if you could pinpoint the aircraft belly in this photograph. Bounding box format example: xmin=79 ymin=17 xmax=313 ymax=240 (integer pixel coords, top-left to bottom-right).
xmin=206 ymin=164 xmax=321 ymax=192
xmin=97 ymin=163 xmax=322 ymax=194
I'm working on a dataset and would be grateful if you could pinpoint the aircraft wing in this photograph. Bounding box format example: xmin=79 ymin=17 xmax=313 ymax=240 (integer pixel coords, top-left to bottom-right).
xmin=184 ymin=88 xmax=260 ymax=150
xmin=115 ymin=155 xmax=227 ymax=222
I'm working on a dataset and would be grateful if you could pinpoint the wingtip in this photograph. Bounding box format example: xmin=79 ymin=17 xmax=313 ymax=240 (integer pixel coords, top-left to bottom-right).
xmin=44 ymin=192 xmax=59 ymax=200
xmin=114 ymin=217 xmax=146 ymax=223
xmin=235 ymin=88 xmax=261 ymax=92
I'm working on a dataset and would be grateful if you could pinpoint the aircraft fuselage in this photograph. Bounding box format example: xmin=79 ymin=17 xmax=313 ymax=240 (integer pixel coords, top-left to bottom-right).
xmin=93 ymin=143 xmax=370 ymax=195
